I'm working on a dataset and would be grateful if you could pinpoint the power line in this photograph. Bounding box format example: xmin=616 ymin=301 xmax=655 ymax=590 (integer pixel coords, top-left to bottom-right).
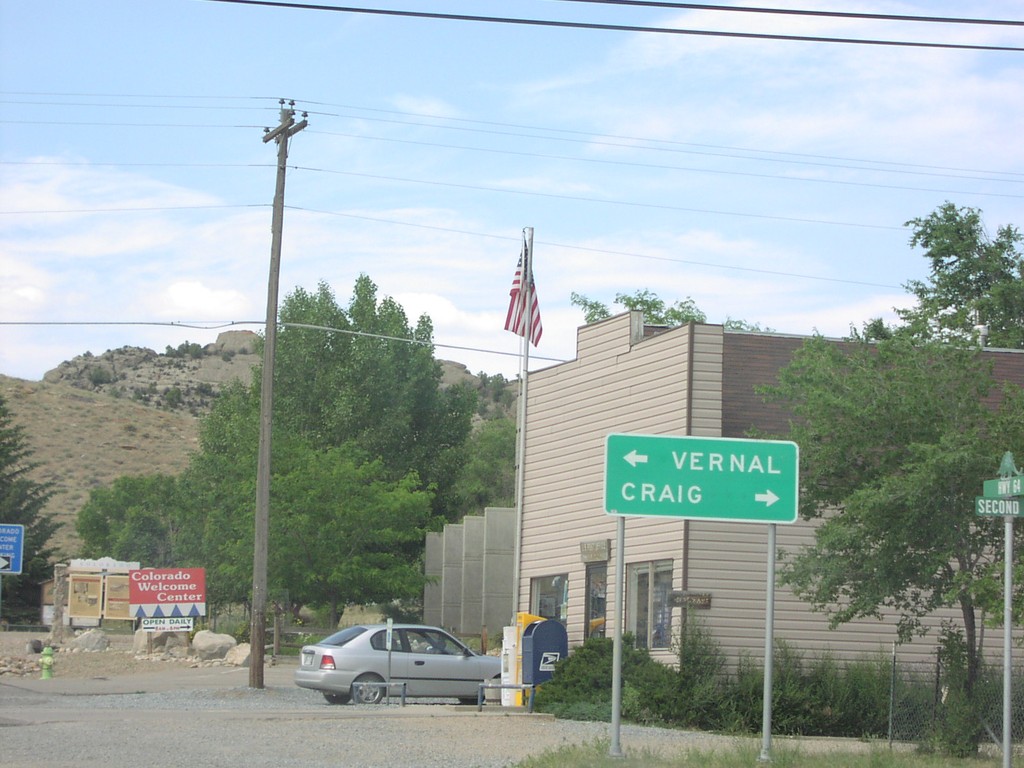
xmin=287 ymin=205 xmax=904 ymax=289
xmin=8 ymin=138 xmax=1019 ymax=198
xmin=288 ymin=99 xmax=1024 ymax=180
xmin=307 ymin=117 xmax=1023 ymax=184
xmin=551 ymin=1 xmax=1024 ymax=27
xmin=198 ymin=0 xmax=1024 ymax=52
xmin=290 ymin=165 xmax=907 ymax=231
xmin=0 ymin=319 xmax=568 ymax=363
xmin=3 ymin=160 xmax=271 ymax=170
xmin=6 ymin=92 xmax=1022 ymax=182
xmin=0 ymin=119 xmax=264 ymax=130
xmin=0 ymin=204 xmax=266 ymax=215
xmin=0 ymin=191 xmax=905 ymax=289
xmin=305 ymin=129 xmax=1024 ymax=198
xmin=0 ymin=99 xmax=274 ymax=111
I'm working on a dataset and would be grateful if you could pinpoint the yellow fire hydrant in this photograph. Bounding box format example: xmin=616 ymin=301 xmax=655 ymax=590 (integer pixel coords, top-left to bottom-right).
xmin=39 ymin=646 xmax=54 ymax=680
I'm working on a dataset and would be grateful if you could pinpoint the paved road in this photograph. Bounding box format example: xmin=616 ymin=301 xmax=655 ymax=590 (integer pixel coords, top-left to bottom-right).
xmin=2 ymin=665 xmax=751 ymax=768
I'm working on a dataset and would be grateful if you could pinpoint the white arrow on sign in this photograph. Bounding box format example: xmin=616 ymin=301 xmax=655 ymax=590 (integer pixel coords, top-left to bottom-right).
xmin=0 ymin=556 xmax=10 ymax=570
xmin=623 ymin=449 xmax=648 ymax=467
xmin=755 ymin=490 xmax=779 ymax=507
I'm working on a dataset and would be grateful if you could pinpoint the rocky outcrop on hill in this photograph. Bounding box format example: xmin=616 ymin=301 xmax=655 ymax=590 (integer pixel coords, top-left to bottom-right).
xmin=42 ymin=331 xmax=261 ymax=415
xmin=38 ymin=330 xmax=515 ymax=420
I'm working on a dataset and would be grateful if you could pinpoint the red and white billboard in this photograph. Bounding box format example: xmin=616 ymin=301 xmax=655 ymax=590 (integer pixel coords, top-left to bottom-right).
xmin=129 ymin=568 xmax=206 ymax=618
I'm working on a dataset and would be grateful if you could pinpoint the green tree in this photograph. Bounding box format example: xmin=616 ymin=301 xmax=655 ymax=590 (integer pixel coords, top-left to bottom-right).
xmin=0 ymin=395 xmax=59 ymax=623
xmin=449 ymin=416 xmax=516 ymax=516
xmin=270 ymin=444 xmax=431 ymax=627
xmin=570 ymin=289 xmax=768 ymax=331
xmin=901 ymin=203 xmax=1024 ymax=348
xmin=159 ymin=276 xmax=475 ymax=612
xmin=76 ymin=475 xmax=182 ymax=566
xmin=571 ymin=289 xmax=706 ymax=326
xmin=174 ymin=381 xmax=263 ymax=608
xmin=763 ymin=336 xmax=1024 ymax=704
xmin=271 ymin=277 xmax=476 ymax=520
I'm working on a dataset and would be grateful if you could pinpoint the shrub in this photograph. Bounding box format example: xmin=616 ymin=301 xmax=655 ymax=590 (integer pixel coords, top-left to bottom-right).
xmin=165 ymin=341 xmax=205 ymax=359
xmin=163 ymin=387 xmax=183 ymax=409
xmin=674 ymin=620 xmax=732 ymax=730
xmin=87 ymin=366 xmax=114 ymax=386
xmin=534 ymin=627 xmax=923 ymax=745
xmin=534 ymin=635 xmax=680 ymax=725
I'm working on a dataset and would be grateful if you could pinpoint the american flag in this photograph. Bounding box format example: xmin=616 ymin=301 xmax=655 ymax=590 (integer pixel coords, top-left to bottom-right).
xmin=504 ymin=235 xmax=542 ymax=347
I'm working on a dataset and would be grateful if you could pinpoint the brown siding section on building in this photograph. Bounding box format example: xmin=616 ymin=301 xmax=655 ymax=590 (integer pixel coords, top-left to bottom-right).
xmin=723 ymin=332 xmax=1024 ymax=439
xmin=721 ymin=332 xmax=804 ymax=439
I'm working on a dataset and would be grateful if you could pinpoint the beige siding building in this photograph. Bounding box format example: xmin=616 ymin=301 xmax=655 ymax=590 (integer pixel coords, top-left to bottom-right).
xmin=516 ymin=313 xmax=1024 ymax=666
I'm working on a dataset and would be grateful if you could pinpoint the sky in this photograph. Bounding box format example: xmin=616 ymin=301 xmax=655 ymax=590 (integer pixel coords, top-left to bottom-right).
xmin=2 ymin=1 xmax=1023 ymax=382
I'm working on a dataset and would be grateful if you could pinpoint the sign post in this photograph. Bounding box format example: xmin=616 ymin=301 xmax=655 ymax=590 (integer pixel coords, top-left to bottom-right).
xmin=603 ymin=434 xmax=799 ymax=762
xmin=977 ymin=452 xmax=1023 ymax=768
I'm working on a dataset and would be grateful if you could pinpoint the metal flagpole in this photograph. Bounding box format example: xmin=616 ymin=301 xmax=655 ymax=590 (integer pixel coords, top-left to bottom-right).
xmin=510 ymin=227 xmax=534 ymax=621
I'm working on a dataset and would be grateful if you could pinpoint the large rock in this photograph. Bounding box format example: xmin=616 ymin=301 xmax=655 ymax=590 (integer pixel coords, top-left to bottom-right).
xmin=133 ymin=629 xmax=189 ymax=655
xmin=224 ymin=643 xmax=251 ymax=667
xmin=192 ymin=630 xmax=237 ymax=661
xmin=68 ymin=628 xmax=110 ymax=652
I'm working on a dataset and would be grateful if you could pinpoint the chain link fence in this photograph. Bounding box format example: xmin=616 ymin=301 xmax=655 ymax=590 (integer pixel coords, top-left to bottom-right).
xmin=887 ymin=651 xmax=1024 ymax=756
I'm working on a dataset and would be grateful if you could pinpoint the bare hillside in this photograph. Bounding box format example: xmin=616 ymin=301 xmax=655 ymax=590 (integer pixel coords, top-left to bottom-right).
xmin=0 ymin=375 xmax=200 ymax=556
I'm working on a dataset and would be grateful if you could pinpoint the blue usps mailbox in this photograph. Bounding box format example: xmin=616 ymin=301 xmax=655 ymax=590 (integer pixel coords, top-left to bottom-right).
xmin=521 ymin=619 xmax=568 ymax=686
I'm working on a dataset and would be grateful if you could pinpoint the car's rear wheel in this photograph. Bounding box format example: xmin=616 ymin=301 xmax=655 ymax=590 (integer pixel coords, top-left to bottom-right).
xmin=322 ymin=692 xmax=350 ymax=705
xmin=351 ymin=673 xmax=386 ymax=705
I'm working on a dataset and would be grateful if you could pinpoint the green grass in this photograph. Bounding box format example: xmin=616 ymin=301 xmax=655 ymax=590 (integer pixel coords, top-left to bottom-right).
xmin=513 ymin=739 xmax=1005 ymax=768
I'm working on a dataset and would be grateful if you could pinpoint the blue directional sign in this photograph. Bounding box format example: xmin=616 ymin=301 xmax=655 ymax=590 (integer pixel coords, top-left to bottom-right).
xmin=0 ymin=524 xmax=25 ymax=575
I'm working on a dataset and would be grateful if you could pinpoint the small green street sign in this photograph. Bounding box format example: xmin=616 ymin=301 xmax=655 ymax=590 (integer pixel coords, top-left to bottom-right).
xmin=604 ymin=434 xmax=799 ymax=524
xmin=983 ymin=476 xmax=1024 ymax=499
xmin=976 ymin=497 xmax=1022 ymax=517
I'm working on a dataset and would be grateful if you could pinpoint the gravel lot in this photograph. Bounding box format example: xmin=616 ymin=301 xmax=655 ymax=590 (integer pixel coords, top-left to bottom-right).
xmin=0 ymin=631 xmax=875 ymax=767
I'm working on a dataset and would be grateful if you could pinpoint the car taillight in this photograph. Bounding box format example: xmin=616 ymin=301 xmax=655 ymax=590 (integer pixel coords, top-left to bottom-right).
xmin=320 ymin=654 xmax=336 ymax=670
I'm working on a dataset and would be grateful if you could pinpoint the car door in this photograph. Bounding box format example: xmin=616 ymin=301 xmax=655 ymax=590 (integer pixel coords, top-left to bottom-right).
xmin=402 ymin=628 xmax=483 ymax=698
xmin=366 ymin=628 xmax=409 ymax=697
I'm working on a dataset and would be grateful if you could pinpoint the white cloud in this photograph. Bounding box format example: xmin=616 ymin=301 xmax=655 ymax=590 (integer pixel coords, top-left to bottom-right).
xmin=157 ymin=281 xmax=251 ymax=320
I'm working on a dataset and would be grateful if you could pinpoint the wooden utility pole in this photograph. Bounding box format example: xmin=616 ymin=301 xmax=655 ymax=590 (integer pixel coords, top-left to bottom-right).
xmin=250 ymin=100 xmax=307 ymax=689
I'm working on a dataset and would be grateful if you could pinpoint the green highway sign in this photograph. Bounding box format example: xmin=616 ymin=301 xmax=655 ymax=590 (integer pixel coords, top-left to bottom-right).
xmin=976 ymin=496 xmax=1022 ymax=517
xmin=604 ymin=434 xmax=799 ymax=524
xmin=982 ymin=476 xmax=1024 ymax=498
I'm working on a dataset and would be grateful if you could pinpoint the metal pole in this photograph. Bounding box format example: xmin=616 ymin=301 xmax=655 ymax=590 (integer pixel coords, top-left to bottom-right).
xmin=1003 ymin=515 xmax=1012 ymax=768
xmin=888 ymin=641 xmax=897 ymax=748
xmin=610 ymin=515 xmax=625 ymax=758
xmin=759 ymin=523 xmax=777 ymax=763
xmin=510 ymin=228 xmax=533 ymax=621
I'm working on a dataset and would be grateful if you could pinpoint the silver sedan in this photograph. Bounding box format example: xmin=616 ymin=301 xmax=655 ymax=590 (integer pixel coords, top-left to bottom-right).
xmin=294 ymin=624 xmax=502 ymax=705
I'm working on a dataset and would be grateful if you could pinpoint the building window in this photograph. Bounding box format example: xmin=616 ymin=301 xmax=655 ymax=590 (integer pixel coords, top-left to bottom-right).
xmin=530 ymin=574 xmax=568 ymax=625
xmin=627 ymin=560 xmax=673 ymax=649
xmin=585 ymin=563 xmax=607 ymax=638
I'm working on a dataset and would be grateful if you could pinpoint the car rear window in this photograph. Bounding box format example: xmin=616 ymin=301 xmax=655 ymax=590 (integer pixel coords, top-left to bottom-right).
xmin=319 ymin=626 xmax=367 ymax=647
